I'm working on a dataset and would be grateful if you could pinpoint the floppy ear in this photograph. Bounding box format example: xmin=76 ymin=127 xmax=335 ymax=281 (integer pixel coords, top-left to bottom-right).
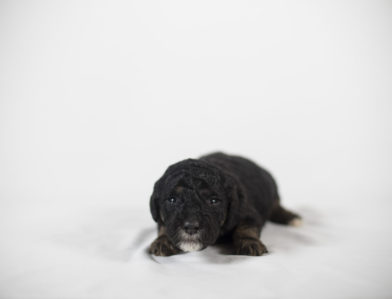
xmin=149 ymin=177 xmax=163 ymax=223
xmin=221 ymin=172 xmax=246 ymax=230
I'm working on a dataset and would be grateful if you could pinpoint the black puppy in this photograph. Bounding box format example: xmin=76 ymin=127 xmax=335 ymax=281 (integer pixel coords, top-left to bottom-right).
xmin=149 ymin=152 xmax=301 ymax=256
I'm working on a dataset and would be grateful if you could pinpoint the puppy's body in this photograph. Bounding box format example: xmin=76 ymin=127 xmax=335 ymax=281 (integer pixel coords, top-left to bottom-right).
xmin=149 ymin=152 xmax=301 ymax=256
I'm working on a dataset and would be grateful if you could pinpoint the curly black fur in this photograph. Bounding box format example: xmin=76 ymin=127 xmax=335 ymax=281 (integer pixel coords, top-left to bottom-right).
xmin=149 ymin=152 xmax=301 ymax=256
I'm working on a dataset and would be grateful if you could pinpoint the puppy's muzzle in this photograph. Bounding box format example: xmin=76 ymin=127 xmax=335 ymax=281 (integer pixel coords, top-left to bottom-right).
xmin=177 ymin=220 xmax=203 ymax=252
xmin=183 ymin=220 xmax=200 ymax=235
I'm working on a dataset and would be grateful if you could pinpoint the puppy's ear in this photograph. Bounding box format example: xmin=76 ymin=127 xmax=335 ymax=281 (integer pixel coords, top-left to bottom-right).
xmin=150 ymin=177 xmax=163 ymax=223
xmin=221 ymin=173 xmax=246 ymax=229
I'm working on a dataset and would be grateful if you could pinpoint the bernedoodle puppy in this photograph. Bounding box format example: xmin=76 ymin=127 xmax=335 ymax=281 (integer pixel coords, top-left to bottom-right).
xmin=149 ymin=152 xmax=301 ymax=256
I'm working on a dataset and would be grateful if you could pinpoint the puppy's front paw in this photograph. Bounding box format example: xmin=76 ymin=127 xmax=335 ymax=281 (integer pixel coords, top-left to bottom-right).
xmin=149 ymin=236 xmax=181 ymax=256
xmin=235 ymin=238 xmax=268 ymax=256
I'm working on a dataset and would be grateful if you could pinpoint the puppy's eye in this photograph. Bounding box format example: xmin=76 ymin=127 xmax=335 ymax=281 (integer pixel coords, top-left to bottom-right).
xmin=167 ymin=197 xmax=177 ymax=204
xmin=209 ymin=198 xmax=220 ymax=205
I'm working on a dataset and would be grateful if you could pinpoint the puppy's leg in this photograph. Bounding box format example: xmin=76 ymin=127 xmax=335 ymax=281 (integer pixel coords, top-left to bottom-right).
xmin=269 ymin=204 xmax=302 ymax=227
xmin=149 ymin=226 xmax=181 ymax=256
xmin=232 ymin=224 xmax=268 ymax=256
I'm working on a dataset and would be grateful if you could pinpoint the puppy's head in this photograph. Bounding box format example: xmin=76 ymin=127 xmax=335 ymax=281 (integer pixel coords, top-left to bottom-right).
xmin=150 ymin=159 xmax=243 ymax=252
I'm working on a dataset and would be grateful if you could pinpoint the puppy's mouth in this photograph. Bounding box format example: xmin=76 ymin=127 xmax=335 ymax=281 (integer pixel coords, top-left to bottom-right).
xmin=177 ymin=230 xmax=203 ymax=252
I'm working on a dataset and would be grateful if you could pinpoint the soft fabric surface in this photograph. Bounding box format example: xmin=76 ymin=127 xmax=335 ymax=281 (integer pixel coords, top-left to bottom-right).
xmin=1 ymin=196 xmax=390 ymax=299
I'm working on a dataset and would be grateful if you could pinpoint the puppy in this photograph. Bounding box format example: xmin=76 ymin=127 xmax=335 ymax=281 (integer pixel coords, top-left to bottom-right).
xmin=149 ymin=152 xmax=301 ymax=256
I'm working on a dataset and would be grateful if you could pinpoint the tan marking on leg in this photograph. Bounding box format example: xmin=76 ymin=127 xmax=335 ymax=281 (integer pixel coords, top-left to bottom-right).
xmin=232 ymin=225 xmax=267 ymax=256
xmin=233 ymin=226 xmax=260 ymax=240
xmin=150 ymin=226 xmax=181 ymax=256
xmin=160 ymin=211 xmax=165 ymax=222
xmin=158 ymin=226 xmax=166 ymax=236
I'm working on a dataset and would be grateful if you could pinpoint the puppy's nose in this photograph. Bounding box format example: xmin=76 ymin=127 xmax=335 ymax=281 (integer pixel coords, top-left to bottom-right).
xmin=183 ymin=221 xmax=200 ymax=235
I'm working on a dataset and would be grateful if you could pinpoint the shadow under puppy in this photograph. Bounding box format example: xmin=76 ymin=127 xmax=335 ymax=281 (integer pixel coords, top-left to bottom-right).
xmin=149 ymin=152 xmax=301 ymax=256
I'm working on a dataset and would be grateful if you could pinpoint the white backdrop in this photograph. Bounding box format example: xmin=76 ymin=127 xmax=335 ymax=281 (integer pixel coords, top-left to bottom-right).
xmin=1 ymin=1 xmax=391 ymax=298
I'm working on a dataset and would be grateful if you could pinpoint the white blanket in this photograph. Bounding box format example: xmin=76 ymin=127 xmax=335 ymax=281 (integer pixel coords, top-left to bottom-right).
xmin=1 ymin=197 xmax=390 ymax=299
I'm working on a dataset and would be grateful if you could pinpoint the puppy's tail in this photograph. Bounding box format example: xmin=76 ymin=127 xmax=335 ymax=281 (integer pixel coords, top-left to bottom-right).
xmin=269 ymin=204 xmax=302 ymax=227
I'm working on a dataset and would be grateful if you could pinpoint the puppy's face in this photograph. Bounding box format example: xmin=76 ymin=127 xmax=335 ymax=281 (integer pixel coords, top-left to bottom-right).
xmin=151 ymin=160 xmax=229 ymax=252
